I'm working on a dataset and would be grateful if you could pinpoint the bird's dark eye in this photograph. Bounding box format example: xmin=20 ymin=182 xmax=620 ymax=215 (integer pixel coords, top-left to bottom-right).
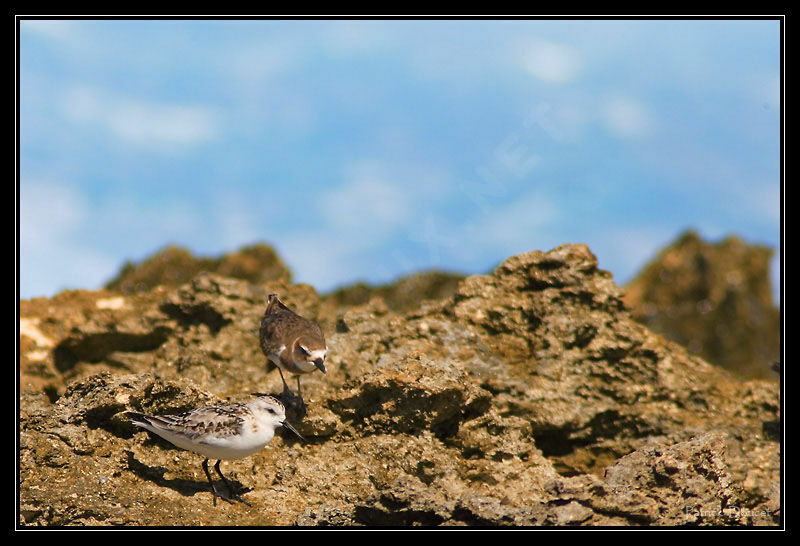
xmin=267 ymin=408 xmax=276 ymax=415
xmin=299 ymin=345 xmax=310 ymax=356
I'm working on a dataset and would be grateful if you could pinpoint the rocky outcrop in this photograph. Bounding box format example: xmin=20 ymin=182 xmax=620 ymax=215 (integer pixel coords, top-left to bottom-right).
xmin=18 ymin=244 xmax=780 ymax=527
xmin=324 ymin=270 xmax=464 ymax=313
xmin=624 ymin=230 xmax=780 ymax=379
xmin=103 ymin=243 xmax=292 ymax=294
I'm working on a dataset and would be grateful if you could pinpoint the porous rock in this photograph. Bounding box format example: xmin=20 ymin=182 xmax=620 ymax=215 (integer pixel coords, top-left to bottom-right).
xmin=18 ymin=243 xmax=780 ymax=527
xmin=624 ymin=230 xmax=780 ymax=379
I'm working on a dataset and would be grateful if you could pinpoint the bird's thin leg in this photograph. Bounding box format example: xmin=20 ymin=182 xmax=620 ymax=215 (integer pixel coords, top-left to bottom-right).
xmin=202 ymin=458 xmax=221 ymax=506
xmin=293 ymin=376 xmax=308 ymax=416
xmin=277 ymin=368 xmax=306 ymax=416
xmin=214 ymin=459 xmax=233 ymax=496
xmin=278 ymin=368 xmax=294 ymax=397
xmin=214 ymin=459 xmax=251 ymax=506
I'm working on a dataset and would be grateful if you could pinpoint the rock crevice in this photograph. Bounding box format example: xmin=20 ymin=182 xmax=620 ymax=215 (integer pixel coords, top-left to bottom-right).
xmin=19 ymin=243 xmax=780 ymax=527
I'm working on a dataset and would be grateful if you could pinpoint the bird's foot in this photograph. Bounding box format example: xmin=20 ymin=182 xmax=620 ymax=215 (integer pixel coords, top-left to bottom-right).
xmin=212 ymin=482 xmax=252 ymax=507
xmin=220 ymin=491 xmax=252 ymax=507
xmin=277 ymin=386 xmax=307 ymax=420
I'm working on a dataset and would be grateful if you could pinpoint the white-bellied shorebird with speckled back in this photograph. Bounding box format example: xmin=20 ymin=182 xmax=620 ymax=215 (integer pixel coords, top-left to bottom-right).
xmin=127 ymin=394 xmax=303 ymax=505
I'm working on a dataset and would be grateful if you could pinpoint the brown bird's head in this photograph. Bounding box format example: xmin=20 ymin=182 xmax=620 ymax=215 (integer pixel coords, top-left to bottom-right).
xmin=291 ymin=335 xmax=327 ymax=374
xmin=263 ymin=293 xmax=328 ymax=375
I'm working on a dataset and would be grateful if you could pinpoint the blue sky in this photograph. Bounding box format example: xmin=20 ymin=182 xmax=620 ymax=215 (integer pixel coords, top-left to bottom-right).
xmin=18 ymin=18 xmax=782 ymax=302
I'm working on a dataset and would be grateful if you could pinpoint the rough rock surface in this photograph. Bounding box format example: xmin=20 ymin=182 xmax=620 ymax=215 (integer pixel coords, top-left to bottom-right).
xmin=19 ymin=244 xmax=780 ymax=527
xmin=324 ymin=270 xmax=465 ymax=313
xmin=624 ymin=230 xmax=780 ymax=379
xmin=103 ymin=243 xmax=292 ymax=294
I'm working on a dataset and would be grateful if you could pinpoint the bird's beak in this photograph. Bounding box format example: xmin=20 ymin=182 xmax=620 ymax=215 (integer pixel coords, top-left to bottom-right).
xmin=313 ymin=358 xmax=327 ymax=374
xmin=281 ymin=420 xmax=305 ymax=442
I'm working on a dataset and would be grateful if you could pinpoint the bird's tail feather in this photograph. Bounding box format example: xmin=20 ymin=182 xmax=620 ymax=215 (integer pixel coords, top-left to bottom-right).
xmin=126 ymin=411 xmax=152 ymax=427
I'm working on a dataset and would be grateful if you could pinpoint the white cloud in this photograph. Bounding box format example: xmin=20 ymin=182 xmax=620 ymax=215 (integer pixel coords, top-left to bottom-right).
xmin=320 ymin=160 xmax=412 ymax=232
xmin=276 ymin=231 xmax=361 ymax=291
xmin=465 ymin=189 xmax=561 ymax=262
xmin=20 ymin=20 xmax=76 ymax=42
xmin=20 ymin=180 xmax=86 ymax=249
xmin=108 ymin=102 xmax=215 ymax=145
xmin=224 ymin=41 xmax=298 ymax=105
xmin=229 ymin=42 xmax=296 ymax=82
xmin=602 ymin=96 xmax=654 ymax=139
xmin=281 ymin=159 xmax=457 ymax=291
xmin=520 ymin=38 xmax=582 ymax=84
xmin=587 ymin=226 xmax=676 ymax=283
xmin=19 ymin=178 xmax=224 ymax=298
xmin=19 ymin=179 xmax=118 ymax=298
xmin=492 ymin=131 xmax=543 ymax=178
xmin=208 ymin=192 xmax=263 ymax=250
xmin=219 ymin=42 xmax=318 ymax=137
xmin=62 ymin=85 xmax=218 ymax=148
xmin=751 ymin=74 xmax=780 ymax=110
xmin=321 ymin=21 xmax=390 ymax=56
xmin=714 ymin=180 xmax=780 ymax=242
xmin=530 ymin=99 xmax=591 ymax=142
xmin=98 ymin=198 xmax=205 ymax=249
xmin=752 ymin=182 xmax=781 ymax=225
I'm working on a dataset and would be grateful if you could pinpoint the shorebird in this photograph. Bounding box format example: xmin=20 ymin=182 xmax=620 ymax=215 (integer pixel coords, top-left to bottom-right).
xmin=259 ymin=293 xmax=327 ymax=410
xmin=127 ymin=394 xmax=303 ymax=505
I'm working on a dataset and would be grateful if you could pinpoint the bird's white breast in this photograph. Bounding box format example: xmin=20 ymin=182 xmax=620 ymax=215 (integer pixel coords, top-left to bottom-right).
xmin=194 ymin=425 xmax=276 ymax=460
